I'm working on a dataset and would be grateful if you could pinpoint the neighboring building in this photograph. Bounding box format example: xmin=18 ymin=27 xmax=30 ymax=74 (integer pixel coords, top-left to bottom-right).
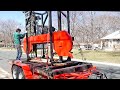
xmin=101 ymin=30 xmax=120 ymax=51
xmin=73 ymin=42 xmax=92 ymax=50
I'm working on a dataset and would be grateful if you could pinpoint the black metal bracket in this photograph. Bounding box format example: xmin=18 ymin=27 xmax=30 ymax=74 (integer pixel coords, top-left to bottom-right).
xmin=23 ymin=11 xmax=71 ymax=62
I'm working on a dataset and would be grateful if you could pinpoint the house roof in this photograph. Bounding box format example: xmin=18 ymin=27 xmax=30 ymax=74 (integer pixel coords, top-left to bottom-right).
xmin=101 ymin=30 xmax=120 ymax=39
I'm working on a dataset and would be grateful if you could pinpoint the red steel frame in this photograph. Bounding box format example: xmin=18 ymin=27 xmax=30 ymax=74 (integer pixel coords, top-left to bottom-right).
xmin=22 ymin=30 xmax=73 ymax=58
xmin=12 ymin=60 xmax=97 ymax=79
xmin=11 ymin=11 xmax=101 ymax=79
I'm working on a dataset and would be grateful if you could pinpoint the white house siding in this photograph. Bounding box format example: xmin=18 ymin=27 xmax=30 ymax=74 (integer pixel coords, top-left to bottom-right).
xmin=103 ymin=40 xmax=120 ymax=51
xmin=101 ymin=30 xmax=120 ymax=51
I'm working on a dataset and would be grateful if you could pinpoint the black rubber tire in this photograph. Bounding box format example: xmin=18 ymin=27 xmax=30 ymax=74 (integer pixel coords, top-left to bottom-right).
xmin=12 ymin=65 xmax=25 ymax=79
xmin=11 ymin=65 xmax=18 ymax=79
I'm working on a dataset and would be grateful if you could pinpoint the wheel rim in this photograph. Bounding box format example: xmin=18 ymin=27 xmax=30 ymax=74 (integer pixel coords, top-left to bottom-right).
xmin=18 ymin=71 xmax=24 ymax=79
xmin=12 ymin=65 xmax=25 ymax=79
xmin=12 ymin=66 xmax=18 ymax=79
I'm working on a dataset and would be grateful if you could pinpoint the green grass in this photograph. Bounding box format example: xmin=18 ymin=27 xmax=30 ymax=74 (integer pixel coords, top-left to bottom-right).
xmin=1 ymin=47 xmax=120 ymax=64
xmin=72 ymin=49 xmax=120 ymax=63
xmin=41 ymin=48 xmax=120 ymax=64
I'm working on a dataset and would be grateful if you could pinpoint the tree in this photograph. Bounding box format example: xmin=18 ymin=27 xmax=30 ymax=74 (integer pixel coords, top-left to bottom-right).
xmin=0 ymin=19 xmax=22 ymax=47
xmin=69 ymin=11 xmax=120 ymax=48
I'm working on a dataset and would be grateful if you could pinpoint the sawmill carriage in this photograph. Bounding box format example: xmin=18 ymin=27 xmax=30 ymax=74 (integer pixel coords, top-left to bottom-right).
xmin=11 ymin=11 xmax=107 ymax=79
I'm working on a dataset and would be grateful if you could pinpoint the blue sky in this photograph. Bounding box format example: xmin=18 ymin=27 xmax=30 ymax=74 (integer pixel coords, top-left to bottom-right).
xmin=0 ymin=11 xmax=118 ymax=24
xmin=0 ymin=11 xmax=53 ymax=27
xmin=0 ymin=11 xmax=25 ymax=26
xmin=0 ymin=11 xmax=119 ymax=31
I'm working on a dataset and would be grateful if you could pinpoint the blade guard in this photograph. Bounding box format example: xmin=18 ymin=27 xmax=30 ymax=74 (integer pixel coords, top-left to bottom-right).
xmin=22 ymin=30 xmax=73 ymax=58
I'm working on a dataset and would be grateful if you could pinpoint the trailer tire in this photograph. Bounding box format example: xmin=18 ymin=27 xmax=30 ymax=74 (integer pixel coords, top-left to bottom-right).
xmin=12 ymin=65 xmax=18 ymax=79
xmin=12 ymin=65 xmax=25 ymax=79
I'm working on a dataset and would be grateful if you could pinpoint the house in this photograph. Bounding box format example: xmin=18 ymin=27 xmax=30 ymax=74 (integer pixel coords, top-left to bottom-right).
xmin=101 ymin=30 xmax=120 ymax=51
xmin=73 ymin=42 xmax=92 ymax=50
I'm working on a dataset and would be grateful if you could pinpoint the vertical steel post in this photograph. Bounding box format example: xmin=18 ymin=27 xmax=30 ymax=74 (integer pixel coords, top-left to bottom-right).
xmin=32 ymin=12 xmax=37 ymax=57
xmin=67 ymin=11 xmax=71 ymax=61
xmin=48 ymin=11 xmax=54 ymax=62
xmin=41 ymin=15 xmax=45 ymax=58
xmin=67 ymin=11 xmax=70 ymax=34
xmin=57 ymin=11 xmax=62 ymax=30
xmin=57 ymin=11 xmax=63 ymax=61
xmin=25 ymin=13 xmax=30 ymax=61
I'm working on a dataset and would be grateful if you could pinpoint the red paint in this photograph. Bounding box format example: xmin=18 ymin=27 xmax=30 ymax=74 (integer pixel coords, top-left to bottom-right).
xmin=13 ymin=61 xmax=33 ymax=79
xmin=23 ymin=30 xmax=73 ymax=58
xmin=53 ymin=66 xmax=97 ymax=79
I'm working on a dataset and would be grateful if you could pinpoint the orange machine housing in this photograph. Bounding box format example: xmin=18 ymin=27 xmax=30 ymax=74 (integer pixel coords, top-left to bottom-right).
xmin=23 ymin=30 xmax=73 ymax=58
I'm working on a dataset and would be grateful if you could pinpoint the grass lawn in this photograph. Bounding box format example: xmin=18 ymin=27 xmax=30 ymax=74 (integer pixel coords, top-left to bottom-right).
xmin=1 ymin=47 xmax=120 ymax=64
xmin=71 ymin=49 xmax=120 ymax=64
